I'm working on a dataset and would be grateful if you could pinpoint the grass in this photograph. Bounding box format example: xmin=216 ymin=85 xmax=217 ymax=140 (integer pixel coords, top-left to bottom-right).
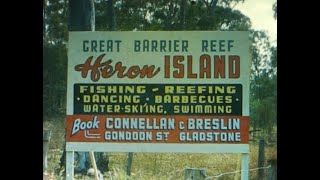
xmin=44 ymin=119 xmax=277 ymax=180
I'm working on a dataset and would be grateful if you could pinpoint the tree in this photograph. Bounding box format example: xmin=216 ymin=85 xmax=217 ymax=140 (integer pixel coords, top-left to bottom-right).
xmin=273 ymin=0 xmax=277 ymax=19
xmin=112 ymin=0 xmax=250 ymax=31
xmin=43 ymin=0 xmax=69 ymax=118
xmin=249 ymin=30 xmax=277 ymax=140
xmin=69 ymin=0 xmax=95 ymax=31
xmin=43 ymin=0 xmax=68 ymax=44
xmin=43 ymin=42 xmax=67 ymax=117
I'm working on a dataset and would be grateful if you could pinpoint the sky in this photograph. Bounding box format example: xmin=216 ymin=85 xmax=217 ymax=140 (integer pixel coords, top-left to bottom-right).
xmin=233 ymin=0 xmax=277 ymax=44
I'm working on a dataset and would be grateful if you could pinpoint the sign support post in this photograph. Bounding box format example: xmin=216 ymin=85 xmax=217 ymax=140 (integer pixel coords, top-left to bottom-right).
xmin=66 ymin=151 xmax=74 ymax=180
xmin=241 ymin=153 xmax=249 ymax=180
xmin=66 ymin=1 xmax=95 ymax=179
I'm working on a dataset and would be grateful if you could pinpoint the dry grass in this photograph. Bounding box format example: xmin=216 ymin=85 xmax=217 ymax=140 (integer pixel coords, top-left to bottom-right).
xmin=46 ymin=145 xmax=276 ymax=180
xmin=105 ymin=145 xmax=276 ymax=180
xmin=44 ymin=119 xmax=277 ymax=180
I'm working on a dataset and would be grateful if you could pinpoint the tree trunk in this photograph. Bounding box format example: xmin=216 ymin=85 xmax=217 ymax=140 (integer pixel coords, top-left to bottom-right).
xmin=127 ymin=152 xmax=133 ymax=176
xmin=68 ymin=0 xmax=95 ymax=31
xmin=107 ymin=0 xmax=116 ymax=30
xmin=165 ymin=2 xmax=174 ymax=30
xmin=210 ymin=0 xmax=218 ymax=17
xmin=179 ymin=0 xmax=186 ymax=30
xmin=258 ymin=140 xmax=265 ymax=180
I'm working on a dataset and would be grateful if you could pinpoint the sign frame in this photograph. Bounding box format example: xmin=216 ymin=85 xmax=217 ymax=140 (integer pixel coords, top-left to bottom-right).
xmin=65 ymin=31 xmax=250 ymax=180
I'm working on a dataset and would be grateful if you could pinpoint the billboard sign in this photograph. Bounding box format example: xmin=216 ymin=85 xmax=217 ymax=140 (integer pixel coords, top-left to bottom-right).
xmin=66 ymin=31 xmax=249 ymax=153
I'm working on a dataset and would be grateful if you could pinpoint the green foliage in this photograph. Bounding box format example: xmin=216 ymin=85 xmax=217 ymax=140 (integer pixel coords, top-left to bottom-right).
xmin=43 ymin=0 xmax=68 ymax=44
xmin=249 ymin=30 xmax=277 ymax=137
xmin=43 ymin=0 xmax=69 ymax=118
xmin=43 ymin=41 xmax=67 ymax=117
xmin=95 ymin=1 xmax=108 ymax=31
xmin=111 ymin=0 xmax=251 ymax=31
